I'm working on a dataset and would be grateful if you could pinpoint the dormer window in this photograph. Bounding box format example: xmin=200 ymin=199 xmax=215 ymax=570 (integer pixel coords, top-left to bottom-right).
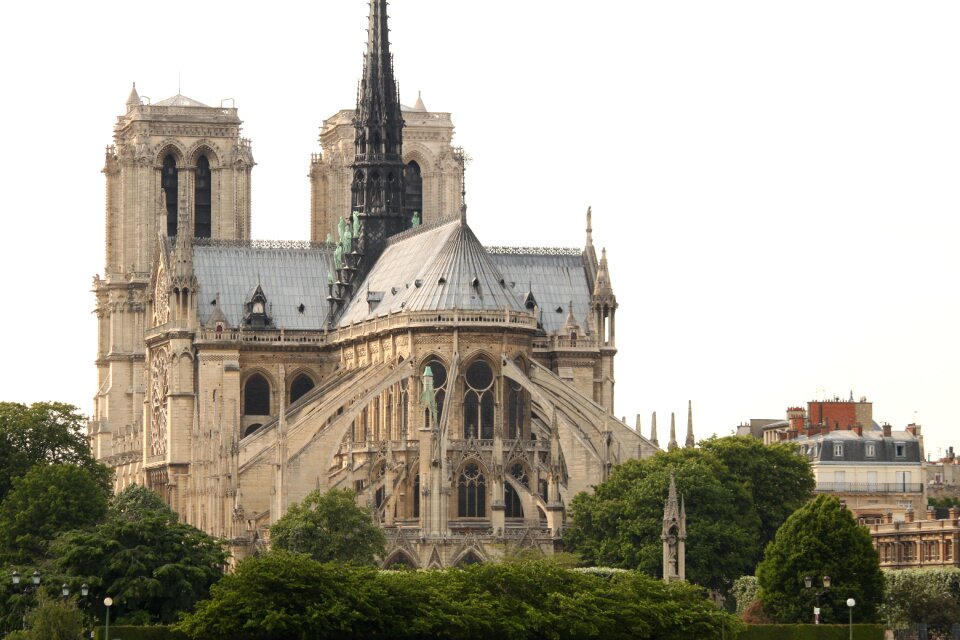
xmin=895 ymin=442 xmax=906 ymax=458
xmin=243 ymin=285 xmax=272 ymax=329
xmin=865 ymin=442 xmax=876 ymax=457
xmin=833 ymin=443 xmax=843 ymax=458
xmin=252 ymin=301 xmax=264 ymax=315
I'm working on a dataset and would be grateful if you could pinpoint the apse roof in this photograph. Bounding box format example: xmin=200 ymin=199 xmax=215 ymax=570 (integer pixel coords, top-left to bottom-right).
xmin=488 ymin=250 xmax=593 ymax=334
xmin=193 ymin=242 xmax=335 ymax=329
xmin=153 ymin=94 xmax=211 ymax=108
xmin=337 ymin=217 xmax=525 ymax=326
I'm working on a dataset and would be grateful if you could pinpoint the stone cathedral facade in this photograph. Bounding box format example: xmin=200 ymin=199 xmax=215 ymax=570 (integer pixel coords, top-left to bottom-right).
xmin=90 ymin=1 xmax=656 ymax=566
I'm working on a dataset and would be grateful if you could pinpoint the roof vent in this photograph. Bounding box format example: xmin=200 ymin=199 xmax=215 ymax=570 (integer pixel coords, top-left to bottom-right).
xmin=438 ymin=277 xmax=447 ymax=285
xmin=414 ymin=279 xmax=423 ymax=288
xmin=555 ymin=306 xmax=564 ymax=313
xmin=391 ymin=287 xmax=398 ymax=295
xmin=471 ymin=277 xmax=480 ymax=289
xmin=297 ymin=303 xmax=305 ymax=314
xmin=498 ymin=278 xmax=506 ymax=287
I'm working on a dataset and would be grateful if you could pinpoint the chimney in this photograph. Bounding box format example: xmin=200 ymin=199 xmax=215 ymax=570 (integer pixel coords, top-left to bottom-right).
xmin=787 ymin=407 xmax=805 ymax=432
xmin=853 ymin=423 xmax=863 ymax=436
xmin=905 ymin=423 xmax=921 ymax=437
xmin=905 ymin=507 xmax=915 ymax=523
xmin=882 ymin=423 xmax=892 ymax=437
xmin=883 ymin=511 xmax=893 ymax=524
xmin=949 ymin=507 xmax=959 ymax=521
xmin=926 ymin=507 xmax=936 ymax=521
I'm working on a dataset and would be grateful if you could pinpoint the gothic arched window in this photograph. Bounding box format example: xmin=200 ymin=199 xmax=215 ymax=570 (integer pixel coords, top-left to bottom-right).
xmin=243 ymin=423 xmax=263 ymax=438
xmin=505 ymin=483 xmax=523 ymax=519
xmin=289 ymin=374 xmax=315 ymax=404
xmin=457 ymin=463 xmax=486 ymax=518
xmin=412 ymin=474 xmax=420 ymax=518
xmin=463 ymin=360 xmax=494 ymax=439
xmin=244 ymin=374 xmax=270 ymax=415
xmin=404 ymin=161 xmax=422 ymax=224
xmin=422 ymin=358 xmax=447 ymax=424
xmin=161 ymin=154 xmax=178 ymax=237
xmin=194 ymin=155 xmax=212 ymax=238
xmin=506 ymin=380 xmax=524 ymax=439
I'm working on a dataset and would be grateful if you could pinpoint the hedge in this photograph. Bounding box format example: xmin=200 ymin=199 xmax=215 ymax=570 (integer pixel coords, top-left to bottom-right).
xmin=737 ymin=624 xmax=883 ymax=640
xmin=93 ymin=626 xmax=186 ymax=640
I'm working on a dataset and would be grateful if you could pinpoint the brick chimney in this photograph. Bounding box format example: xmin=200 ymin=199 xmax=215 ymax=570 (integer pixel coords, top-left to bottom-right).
xmin=882 ymin=423 xmax=892 ymax=437
xmin=905 ymin=423 xmax=921 ymax=437
xmin=926 ymin=507 xmax=936 ymax=521
xmin=853 ymin=423 xmax=863 ymax=436
xmin=950 ymin=507 xmax=959 ymax=521
xmin=883 ymin=511 xmax=893 ymax=524
xmin=905 ymin=507 xmax=915 ymax=523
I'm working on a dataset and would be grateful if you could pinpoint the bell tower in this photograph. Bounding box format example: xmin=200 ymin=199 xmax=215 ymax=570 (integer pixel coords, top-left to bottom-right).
xmin=91 ymin=85 xmax=254 ymax=479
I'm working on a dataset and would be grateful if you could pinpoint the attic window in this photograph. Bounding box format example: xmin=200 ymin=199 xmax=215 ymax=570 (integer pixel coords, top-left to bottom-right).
xmin=298 ymin=303 xmax=305 ymax=314
xmin=438 ymin=277 xmax=447 ymax=285
xmin=414 ymin=279 xmax=422 ymax=288
xmin=210 ymin=299 xmax=217 ymax=306
xmin=471 ymin=277 xmax=480 ymax=289
xmin=555 ymin=306 xmax=563 ymax=313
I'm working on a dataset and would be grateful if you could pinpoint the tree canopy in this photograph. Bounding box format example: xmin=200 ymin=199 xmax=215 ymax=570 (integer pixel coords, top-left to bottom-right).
xmin=0 ymin=402 xmax=111 ymax=501
xmin=177 ymin=552 xmax=741 ymax=640
xmin=270 ymin=488 xmax=386 ymax=565
xmin=564 ymin=437 xmax=815 ymax=593
xmin=756 ymin=494 xmax=884 ymax=623
xmin=0 ymin=463 xmax=109 ymax=563
xmin=52 ymin=484 xmax=227 ymax=625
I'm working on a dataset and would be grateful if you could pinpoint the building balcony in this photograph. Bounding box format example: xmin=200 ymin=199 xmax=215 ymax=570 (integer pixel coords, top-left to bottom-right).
xmin=816 ymin=482 xmax=923 ymax=494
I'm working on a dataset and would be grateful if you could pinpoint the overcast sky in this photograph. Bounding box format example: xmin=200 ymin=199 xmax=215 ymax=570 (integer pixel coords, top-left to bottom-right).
xmin=2 ymin=1 xmax=957 ymax=460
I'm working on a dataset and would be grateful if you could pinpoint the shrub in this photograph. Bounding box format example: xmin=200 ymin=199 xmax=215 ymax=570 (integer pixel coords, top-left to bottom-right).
xmin=736 ymin=624 xmax=883 ymax=640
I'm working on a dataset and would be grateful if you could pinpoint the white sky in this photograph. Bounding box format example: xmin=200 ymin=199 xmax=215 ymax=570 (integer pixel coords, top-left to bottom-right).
xmin=2 ymin=1 xmax=958 ymax=460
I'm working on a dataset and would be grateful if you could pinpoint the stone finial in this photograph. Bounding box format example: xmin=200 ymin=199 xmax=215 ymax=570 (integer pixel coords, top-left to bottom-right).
xmin=593 ymin=248 xmax=614 ymax=296
xmin=685 ymin=400 xmax=695 ymax=448
xmin=586 ymin=206 xmax=593 ymax=247
xmin=414 ymin=90 xmax=427 ymax=111
xmin=126 ymin=82 xmax=141 ymax=108
xmin=668 ymin=412 xmax=678 ymax=451
xmin=650 ymin=411 xmax=659 ymax=448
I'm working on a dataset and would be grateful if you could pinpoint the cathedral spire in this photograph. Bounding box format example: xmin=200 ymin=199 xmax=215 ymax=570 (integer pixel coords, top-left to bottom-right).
xmin=352 ymin=0 xmax=407 ymax=263
xmin=685 ymin=400 xmax=695 ymax=448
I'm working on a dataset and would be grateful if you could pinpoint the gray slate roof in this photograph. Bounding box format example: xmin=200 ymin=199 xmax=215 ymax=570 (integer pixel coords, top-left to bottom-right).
xmin=194 ymin=244 xmax=335 ymax=329
xmin=338 ymin=218 xmax=525 ymax=326
xmin=488 ymin=251 xmax=593 ymax=334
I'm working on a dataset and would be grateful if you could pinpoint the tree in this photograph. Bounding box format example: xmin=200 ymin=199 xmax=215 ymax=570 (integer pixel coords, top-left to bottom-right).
xmin=52 ymin=484 xmax=227 ymax=624
xmin=756 ymin=494 xmax=884 ymax=623
xmin=1 ymin=592 xmax=85 ymax=640
xmin=564 ymin=448 xmax=761 ymax=594
xmin=0 ymin=402 xmax=111 ymax=501
xmin=699 ymin=436 xmax=814 ymax=549
xmin=0 ymin=463 xmax=109 ymax=563
xmin=271 ymin=488 xmax=386 ymax=565
xmin=882 ymin=568 xmax=960 ymax=633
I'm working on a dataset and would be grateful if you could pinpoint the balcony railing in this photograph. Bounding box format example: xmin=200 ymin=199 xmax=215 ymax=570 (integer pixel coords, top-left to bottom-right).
xmin=816 ymin=482 xmax=923 ymax=494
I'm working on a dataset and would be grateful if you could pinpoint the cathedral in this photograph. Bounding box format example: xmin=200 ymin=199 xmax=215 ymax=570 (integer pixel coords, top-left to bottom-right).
xmin=89 ymin=1 xmax=656 ymax=566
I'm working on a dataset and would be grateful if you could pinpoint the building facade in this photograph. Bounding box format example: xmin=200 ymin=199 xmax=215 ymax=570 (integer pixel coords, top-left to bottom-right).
xmin=870 ymin=507 xmax=960 ymax=570
xmin=90 ymin=1 xmax=655 ymax=566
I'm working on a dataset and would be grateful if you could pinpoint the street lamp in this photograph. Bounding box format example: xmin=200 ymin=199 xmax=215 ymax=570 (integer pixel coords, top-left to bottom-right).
xmin=803 ymin=575 xmax=831 ymax=623
xmin=847 ymin=598 xmax=856 ymax=640
xmin=61 ymin=583 xmax=69 ymax=598
xmin=103 ymin=596 xmax=113 ymax=640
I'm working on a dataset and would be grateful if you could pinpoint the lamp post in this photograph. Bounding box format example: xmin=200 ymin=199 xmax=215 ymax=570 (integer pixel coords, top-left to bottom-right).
xmin=803 ymin=574 xmax=831 ymax=624
xmin=11 ymin=570 xmax=42 ymax=629
xmin=103 ymin=596 xmax=113 ymax=640
xmin=847 ymin=598 xmax=855 ymax=640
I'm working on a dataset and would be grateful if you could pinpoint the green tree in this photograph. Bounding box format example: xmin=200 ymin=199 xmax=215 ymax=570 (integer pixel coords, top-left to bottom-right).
xmin=1 ymin=592 xmax=85 ymax=640
xmin=882 ymin=568 xmax=960 ymax=633
xmin=271 ymin=488 xmax=386 ymax=565
xmin=699 ymin=436 xmax=814 ymax=548
xmin=0 ymin=463 xmax=109 ymax=563
xmin=756 ymin=494 xmax=884 ymax=623
xmin=52 ymin=484 xmax=227 ymax=624
xmin=563 ymin=448 xmax=761 ymax=593
xmin=0 ymin=402 xmax=111 ymax=501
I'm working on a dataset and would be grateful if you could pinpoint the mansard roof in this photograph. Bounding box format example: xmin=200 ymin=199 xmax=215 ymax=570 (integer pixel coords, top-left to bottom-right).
xmin=193 ymin=241 xmax=335 ymax=329
xmin=337 ymin=217 xmax=526 ymax=326
xmin=487 ymin=249 xmax=593 ymax=334
xmin=153 ymin=94 xmax=211 ymax=107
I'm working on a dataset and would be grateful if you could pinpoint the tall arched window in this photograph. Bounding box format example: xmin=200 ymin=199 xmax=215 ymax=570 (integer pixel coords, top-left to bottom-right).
xmin=194 ymin=155 xmax=212 ymax=238
xmin=161 ymin=154 xmax=178 ymax=237
xmin=243 ymin=374 xmax=270 ymax=415
xmin=506 ymin=380 xmax=524 ymax=439
xmin=463 ymin=360 xmax=494 ymax=439
xmin=505 ymin=483 xmax=523 ymax=519
xmin=404 ymin=161 xmax=422 ymax=222
xmin=289 ymin=374 xmax=315 ymax=404
xmin=457 ymin=463 xmax=486 ymax=518
xmin=422 ymin=358 xmax=448 ymax=423
xmin=412 ymin=474 xmax=420 ymax=518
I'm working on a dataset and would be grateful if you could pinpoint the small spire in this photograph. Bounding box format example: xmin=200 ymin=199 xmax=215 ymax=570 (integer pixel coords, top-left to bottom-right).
xmin=126 ymin=82 xmax=141 ymax=108
xmin=650 ymin=411 xmax=659 ymax=448
xmin=685 ymin=400 xmax=695 ymax=448
xmin=414 ymin=90 xmax=426 ymax=111
xmin=593 ymin=247 xmax=614 ymax=296
xmin=668 ymin=412 xmax=678 ymax=451
xmin=586 ymin=206 xmax=593 ymax=247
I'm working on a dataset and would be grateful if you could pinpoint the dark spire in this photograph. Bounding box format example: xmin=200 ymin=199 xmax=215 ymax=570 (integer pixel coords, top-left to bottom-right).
xmin=351 ymin=0 xmax=407 ymax=264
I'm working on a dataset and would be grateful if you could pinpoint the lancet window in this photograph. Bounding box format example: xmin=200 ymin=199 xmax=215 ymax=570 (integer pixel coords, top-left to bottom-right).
xmin=243 ymin=374 xmax=270 ymax=415
xmin=463 ymin=360 xmax=494 ymax=439
xmin=403 ymin=161 xmax=422 ymax=222
xmin=289 ymin=373 xmax=315 ymax=404
xmin=506 ymin=380 xmax=524 ymax=439
xmin=422 ymin=358 xmax=447 ymax=423
xmin=457 ymin=463 xmax=486 ymax=518
xmin=194 ymin=155 xmax=212 ymax=238
xmin=161 ymin=154 xmax=178 ymax=237
xmin=505 ymin=483 xmax=523 ymax=519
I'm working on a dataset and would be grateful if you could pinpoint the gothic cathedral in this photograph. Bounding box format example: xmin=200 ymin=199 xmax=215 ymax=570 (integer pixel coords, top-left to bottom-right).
xmin=90 ymin=1 xmax=656 ymax=566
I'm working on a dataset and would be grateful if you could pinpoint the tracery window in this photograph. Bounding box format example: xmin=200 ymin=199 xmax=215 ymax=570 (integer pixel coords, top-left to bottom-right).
xmin=161 ymin=154 xmax=178 ymax=237
xmin=505 ymin=483 xmax=523 ymax=518
xmin=422 ymin=358 xmax=448 ymax=423
xmin=289 ymin=373 xmax=315 ymax=404
xmin=244 ymin=374 xmax=270 ymax=415
xmin=412 ymin=474 xmax=420 ymax=518
xmin=463 ymin=360 xmax=494 ymax=439
xmin=457 ymin=463 xmax=486 ymax=518
xmin=194 ymin=155 xmax=212 ymax=238
xmin=403 ymin=161 xmax=422 ymax=223
xmin=509 ymin=463 xmax=529 ymax=488
xmin=506 ymin=380 xmax=524 ymax=439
